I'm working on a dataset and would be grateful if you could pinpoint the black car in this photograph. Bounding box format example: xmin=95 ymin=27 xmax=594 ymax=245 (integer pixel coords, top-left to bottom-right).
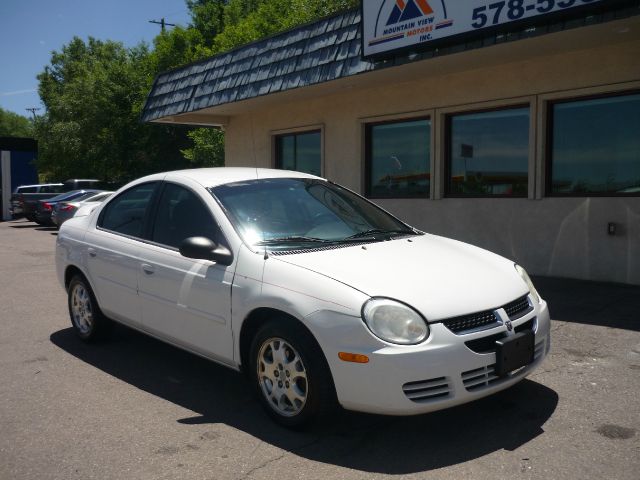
xmin=34 ymin=190 xmax=102 ymax=226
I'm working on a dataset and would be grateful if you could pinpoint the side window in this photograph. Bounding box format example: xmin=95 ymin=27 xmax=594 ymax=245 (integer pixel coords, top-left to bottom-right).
xmin=365 ymin=118 xmax=431 ymax=198
xmin=274 ymin=130 xmax=321 ymax=176
xmin=151 ymin=183 xmax=220 ymax=249
xmin=98 ymin=182 xmax=157 ymax=238
xmin=446 ymin=107 xmax=529 ymax=197
xmin=548 ymin=92 xmax=640 ymax=196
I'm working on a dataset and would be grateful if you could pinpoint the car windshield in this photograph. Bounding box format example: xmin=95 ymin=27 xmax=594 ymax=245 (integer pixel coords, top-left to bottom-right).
xmin=211 ymin=178 xmax=420 ymax=249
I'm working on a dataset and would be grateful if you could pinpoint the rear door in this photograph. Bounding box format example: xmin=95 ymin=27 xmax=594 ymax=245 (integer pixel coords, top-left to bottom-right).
xmin=84 ymin=182 xmax=159 ymax=327
xmin=137 ymin=182 xmax=235 ymax=363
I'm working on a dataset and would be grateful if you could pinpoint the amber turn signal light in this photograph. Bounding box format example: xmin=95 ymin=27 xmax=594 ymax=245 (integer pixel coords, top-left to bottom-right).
xmin=338 ymin=352 xmax=369 ymax=363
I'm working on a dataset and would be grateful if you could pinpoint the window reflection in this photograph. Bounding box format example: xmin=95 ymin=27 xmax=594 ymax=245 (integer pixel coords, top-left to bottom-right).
xmin=366 ymin=119 xmax=430 ymax=198
xmin=550 ymin=93 xmax=640 ymax=195
xmin=447 ymin=107 xmax=529 ymax=197
xmin=275 ymin=131 xmax=321 ymax=176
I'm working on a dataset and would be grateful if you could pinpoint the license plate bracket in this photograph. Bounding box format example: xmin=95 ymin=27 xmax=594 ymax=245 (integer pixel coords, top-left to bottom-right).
xmin=495 ymin=330 xmax=534 ymax=377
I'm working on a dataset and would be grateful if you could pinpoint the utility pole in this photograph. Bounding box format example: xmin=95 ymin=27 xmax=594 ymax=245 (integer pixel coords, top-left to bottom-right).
xmin=26 ymin=107 xmax=41 ymax=120
xmin=149 ymin=18 xmax=176 ymax=32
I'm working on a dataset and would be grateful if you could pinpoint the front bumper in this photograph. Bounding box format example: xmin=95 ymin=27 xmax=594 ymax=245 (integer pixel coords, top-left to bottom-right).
xmin=309 ymin=296 xmax=551 ymax=416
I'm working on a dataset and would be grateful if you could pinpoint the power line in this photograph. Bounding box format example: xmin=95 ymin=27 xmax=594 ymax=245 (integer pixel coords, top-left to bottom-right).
xmin=149 ymin=18 xmax=176 ymax=32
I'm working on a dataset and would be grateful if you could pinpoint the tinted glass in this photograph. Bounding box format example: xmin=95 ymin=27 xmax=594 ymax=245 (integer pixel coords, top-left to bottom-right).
xmin=40 ymin=185 xmax=65 ymax=194
xmin=367 ymin=119 xmax=430 ymax=198
xmin=448 ymin=108 xmax=529 ymax=196
xmin=275 ymin=131 xmax=321 ymax=176
xmin=18 ymin=187 xmax=38 ymax=193
xmin=550 ymin=93 xmax=640 ymax=195
xmin=212 ymin=178 xmax=414 ymax=249
xmin=99 ymin=183 xmax=157 ymax=238
xmin=152 ymin=183 xmax=220 ymax=249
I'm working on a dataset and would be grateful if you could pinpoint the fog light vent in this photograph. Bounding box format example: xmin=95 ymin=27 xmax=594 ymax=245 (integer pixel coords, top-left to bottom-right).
xmin=402 ymin=376 xmax=451 ymax=403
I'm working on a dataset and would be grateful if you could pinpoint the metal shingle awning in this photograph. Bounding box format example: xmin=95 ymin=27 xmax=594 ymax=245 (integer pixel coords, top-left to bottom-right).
xmin=142 ymin=10 xmax=370 ymax=124
xmin=141 ymin=2 xmax=640 ymax=125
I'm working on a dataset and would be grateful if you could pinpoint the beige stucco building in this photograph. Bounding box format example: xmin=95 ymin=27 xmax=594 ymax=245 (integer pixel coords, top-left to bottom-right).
xmin=143 ymin=2 xmax=640 ymax=285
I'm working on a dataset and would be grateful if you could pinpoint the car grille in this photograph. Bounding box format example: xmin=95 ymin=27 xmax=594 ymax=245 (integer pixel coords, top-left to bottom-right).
xmin=503 ymin=295 xmax=532 ymax=319
xmin=464 ymin=318 xmax=537 ymax=354
xmin=461 ymin=340 xmax=546 ymax=392
xmin=441 ymin=295 xmax=532 ymax=334
xmin=402 ymin=376 xmax=451 ymax=403
xmin=442 ymin=310 xmax=499 ymax=334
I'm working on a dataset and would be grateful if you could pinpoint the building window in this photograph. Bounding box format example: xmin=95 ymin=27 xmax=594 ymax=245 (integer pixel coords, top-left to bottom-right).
xmin=446 ymin=107 xmax=529 ymax=197
xmin=548 ymin=92 xmax=640 ymax=196
xmin=275 ymin=130 xmax=321 ymax=176
xmin=365 ymin=118 xmax=430 ymax=198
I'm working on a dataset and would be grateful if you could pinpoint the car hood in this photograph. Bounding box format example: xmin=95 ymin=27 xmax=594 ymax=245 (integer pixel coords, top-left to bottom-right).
xmin=273 ymin=234 xmax=529 ymax=321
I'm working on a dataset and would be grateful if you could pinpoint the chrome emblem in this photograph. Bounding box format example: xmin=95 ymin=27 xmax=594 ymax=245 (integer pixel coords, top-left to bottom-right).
xmin=505 ymin=320 xmax=513 ymax=332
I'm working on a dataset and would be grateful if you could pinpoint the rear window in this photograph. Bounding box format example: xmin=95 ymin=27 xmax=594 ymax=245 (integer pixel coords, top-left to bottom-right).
xmin=98 ymin=182 xmax=158 ymax=238
xmin=40 ymin=185 xmax=65 ymax=194
xmin=17 ymin=187 xmax=37 ymax=194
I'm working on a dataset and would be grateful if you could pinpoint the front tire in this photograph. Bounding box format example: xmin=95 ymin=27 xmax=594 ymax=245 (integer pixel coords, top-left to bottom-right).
xmin=67 ymin=275 xmax=112 ymax=342
xmin=250 ymin=319 xmax=337 ymax=428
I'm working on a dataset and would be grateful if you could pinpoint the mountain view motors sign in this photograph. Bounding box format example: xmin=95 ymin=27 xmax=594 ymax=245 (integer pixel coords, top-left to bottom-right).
xmin=362 ymin=0 xmax=604 ymax=57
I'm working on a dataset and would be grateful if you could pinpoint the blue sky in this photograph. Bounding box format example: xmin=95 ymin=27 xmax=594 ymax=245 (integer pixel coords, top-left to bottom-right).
xmin=0 ymin=0 xmax=192 ymax=117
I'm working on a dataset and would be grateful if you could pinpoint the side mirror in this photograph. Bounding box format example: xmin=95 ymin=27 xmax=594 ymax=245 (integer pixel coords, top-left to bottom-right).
xmin=179 ymin=236 xmax=233 ymax=266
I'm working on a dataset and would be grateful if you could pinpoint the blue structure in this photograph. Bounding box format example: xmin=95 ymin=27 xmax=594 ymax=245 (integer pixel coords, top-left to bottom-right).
xmin=0 ymin=137 xmax=38 ymax=221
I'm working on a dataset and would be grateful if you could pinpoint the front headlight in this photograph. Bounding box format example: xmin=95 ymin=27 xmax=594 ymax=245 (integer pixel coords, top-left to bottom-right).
xmin=515 ymin=264 xmax=541 ymax=304
xmin=362 ymin=298 xmax=429 ymax=345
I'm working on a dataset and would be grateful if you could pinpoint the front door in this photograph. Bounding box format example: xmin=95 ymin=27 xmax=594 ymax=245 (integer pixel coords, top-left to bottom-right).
xmin=137 ymin=183 xmax=234 ymax=363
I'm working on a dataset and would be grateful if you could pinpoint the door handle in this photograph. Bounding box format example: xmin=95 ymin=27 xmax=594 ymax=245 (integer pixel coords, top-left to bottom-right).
xmin=87 ymin=248 xmax=97 ymax=258
xmin=141 ymin=263 xmax=155 ymax=275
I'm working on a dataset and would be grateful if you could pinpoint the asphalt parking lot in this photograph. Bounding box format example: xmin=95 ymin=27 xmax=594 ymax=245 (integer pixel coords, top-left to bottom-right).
xmin=1 ymin=218 xmax=638 ymax=480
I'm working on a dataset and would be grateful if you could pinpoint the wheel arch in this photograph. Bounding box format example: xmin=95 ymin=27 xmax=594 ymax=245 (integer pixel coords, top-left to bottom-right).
xmin=238 ymin=307 xmax=331 ymax=379
xmin=64 ymin=264 xmax=95 ymax=294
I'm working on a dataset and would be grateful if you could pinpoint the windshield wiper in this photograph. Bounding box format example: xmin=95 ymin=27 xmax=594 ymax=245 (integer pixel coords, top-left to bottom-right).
xmin=255 ymin=236 xmax=336 ymax=246
xmin=343 ymin=229 xmax=417 ymax=240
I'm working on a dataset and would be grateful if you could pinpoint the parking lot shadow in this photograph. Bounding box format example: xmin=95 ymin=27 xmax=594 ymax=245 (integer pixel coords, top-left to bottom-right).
xmin=51 ymin=325 xmax=558 ymax=474
xmin=9 ymin=223 xmax=40 ymax=229
xmin=534 ymin=276 xmax=640 ymax=331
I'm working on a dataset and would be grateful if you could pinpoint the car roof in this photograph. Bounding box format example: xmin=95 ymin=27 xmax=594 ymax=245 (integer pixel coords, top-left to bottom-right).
xmin=136 ymin=167 xmax=322 ymax=189
xmin=17 ymin=183 xmax=64 ymax=189
xmin=45 ymin=189 xmax=102 ymax=202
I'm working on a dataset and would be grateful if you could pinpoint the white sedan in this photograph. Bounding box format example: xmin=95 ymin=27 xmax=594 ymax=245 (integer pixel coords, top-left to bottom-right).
xmin=56 ymin=168 xmax=550 ymax=427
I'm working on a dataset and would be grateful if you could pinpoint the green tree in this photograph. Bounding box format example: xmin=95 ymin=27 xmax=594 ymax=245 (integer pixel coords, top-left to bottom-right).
xmin=34 ymin=0 xmax=359 ymax=180
xmin=181 ymin=128 xmax=225 ymax=167
xmin=0 ymin=107 xmax=33 ymax=137
xmin=186 ymin=0 xmax=226 ymax=47
xmin=213 ymin=0 xmax=358 ymax=53
xmin=36 ymin=37 xmax=193 ymax=182
xmin=149 ymin=25 xmax=208 ymax=73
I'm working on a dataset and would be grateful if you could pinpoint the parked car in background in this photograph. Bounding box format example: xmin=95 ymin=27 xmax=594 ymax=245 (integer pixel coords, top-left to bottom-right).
xmin=35 ymin=190 xmax=102 ymax=226
xmin=63 ymin=179 xmax=102 ymax=191
xmin=56 ymin=168 xmax=550 ymax=428
xmin=10 ymin=184 xmax=65 ymax=219
xmin=52 ymin=191 xmax=113 ymax=228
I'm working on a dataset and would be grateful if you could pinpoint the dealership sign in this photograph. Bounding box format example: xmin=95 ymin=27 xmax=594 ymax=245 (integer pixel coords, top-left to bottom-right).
xmin=362 ymin=0 xmax=604 ymax=57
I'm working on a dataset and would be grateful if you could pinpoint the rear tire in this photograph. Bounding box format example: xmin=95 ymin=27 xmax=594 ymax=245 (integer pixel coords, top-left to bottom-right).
xmin=250 ymin=318 xmax=337 ymax=429
xmin=67 ymin=275 xmax=112 ymax=342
